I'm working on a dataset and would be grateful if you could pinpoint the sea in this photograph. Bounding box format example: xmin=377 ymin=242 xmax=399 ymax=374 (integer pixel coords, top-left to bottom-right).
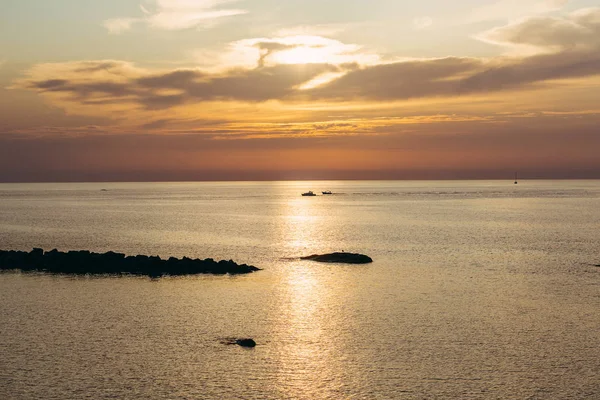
xmin=0 ymin=180 xmax=599 ymax=399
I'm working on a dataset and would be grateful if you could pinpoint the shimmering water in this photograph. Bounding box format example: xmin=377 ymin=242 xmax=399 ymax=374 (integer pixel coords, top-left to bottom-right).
xmin=1 ymin=181 xmax=599 ymax=399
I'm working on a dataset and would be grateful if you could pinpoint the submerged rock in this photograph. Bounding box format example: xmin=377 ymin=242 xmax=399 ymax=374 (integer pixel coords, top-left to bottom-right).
xmin=301 ymin=252 xmax=373 ymax=264
xmin=0 ymin=248 xmax=260 ymax=277
xmin=222 ymin=337 xmax=257 ymax=348
xmin=236 ymin=338 xmax=257 ymax=348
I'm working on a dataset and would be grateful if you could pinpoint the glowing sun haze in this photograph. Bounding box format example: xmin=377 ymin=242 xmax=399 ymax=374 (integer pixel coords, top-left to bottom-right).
xmin=1 ymin=0 xmax=599 ymax=181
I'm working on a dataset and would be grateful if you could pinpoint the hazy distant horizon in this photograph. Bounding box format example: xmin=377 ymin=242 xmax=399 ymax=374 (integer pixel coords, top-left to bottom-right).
xmin=2 ymin=172 xmax=600 ymax=184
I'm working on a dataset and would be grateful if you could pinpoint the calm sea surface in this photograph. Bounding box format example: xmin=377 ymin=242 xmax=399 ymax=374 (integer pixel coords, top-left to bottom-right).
xmin=1 ymin=180 xmax=599 ymax=399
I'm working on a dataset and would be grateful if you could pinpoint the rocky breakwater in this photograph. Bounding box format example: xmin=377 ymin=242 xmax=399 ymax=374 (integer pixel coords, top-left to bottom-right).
xmin=301 ymin=252 xmax=373 ymax=264
xmin=0 ymin=248 xmax=260 ymax=277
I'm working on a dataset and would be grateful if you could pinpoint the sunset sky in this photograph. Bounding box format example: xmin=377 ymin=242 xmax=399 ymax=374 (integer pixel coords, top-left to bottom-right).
xmin=1 ymin=0 xmax=599 ymax=181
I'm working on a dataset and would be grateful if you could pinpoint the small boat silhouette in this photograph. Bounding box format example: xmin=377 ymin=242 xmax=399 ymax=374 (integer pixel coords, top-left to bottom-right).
xmin=322 ymin=191 xmax=333 ymax=195
xmin=301 ymin=191 xmax=317 ymax=197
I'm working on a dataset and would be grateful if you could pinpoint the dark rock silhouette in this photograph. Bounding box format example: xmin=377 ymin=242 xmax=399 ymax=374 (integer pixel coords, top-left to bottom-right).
xmin=0 ymin=248 xmax=260 ymax=277
xmin=221 ymin=337 xmax=257 ymax=348
xmin=236 ymin=338 xmax=257 ymax=348
xmin=301 ymin=252 xmax=373 ymax=264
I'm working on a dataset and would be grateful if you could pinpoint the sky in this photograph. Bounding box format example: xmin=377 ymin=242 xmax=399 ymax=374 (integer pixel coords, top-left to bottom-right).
xmin=1 ymin=0 xmax=599 ymax=181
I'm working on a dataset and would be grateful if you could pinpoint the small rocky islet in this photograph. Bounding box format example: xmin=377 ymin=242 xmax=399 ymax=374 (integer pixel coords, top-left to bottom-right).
xmin=222 ymin=338 xmax=257 ymax=348
xmin=301 ymin=252 xmax=373 ymax=264
xmin=0 ymin=248 xmax=260 ymax=277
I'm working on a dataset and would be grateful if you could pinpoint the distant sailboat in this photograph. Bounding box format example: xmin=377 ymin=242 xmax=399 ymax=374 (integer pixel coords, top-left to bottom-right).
xmin=514 ymin=172 xmax=518 ymax=185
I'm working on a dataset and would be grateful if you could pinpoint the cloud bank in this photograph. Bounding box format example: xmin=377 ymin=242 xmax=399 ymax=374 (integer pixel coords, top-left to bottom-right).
xmin=478 ymin=7 xmax=600 ymax=50
xmin=11 ymin=8 xmax=600 ymax=120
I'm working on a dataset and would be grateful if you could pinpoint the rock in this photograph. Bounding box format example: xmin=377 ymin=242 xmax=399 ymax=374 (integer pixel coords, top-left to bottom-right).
xmin=221 ymin=337 xmax=258 ymax=347
xmin=31 ymin=248 xmax=44 ymax=257
xmin=0 ymin=248 xmax=261 ymax=277
xmin=236 ymin=338 xmax=257 ymax=348
xmin=301 ymin=252 xmax=373 ymax=264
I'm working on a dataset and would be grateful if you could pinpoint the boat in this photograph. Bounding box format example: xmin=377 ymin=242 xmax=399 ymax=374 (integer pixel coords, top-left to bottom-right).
xmin=322 ymin=191 xmax=333 ymax=195
xmin=301 ymin=191 xmax=317 ymax=197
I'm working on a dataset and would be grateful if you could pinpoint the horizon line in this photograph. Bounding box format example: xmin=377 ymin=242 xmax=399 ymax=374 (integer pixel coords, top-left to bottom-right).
xmin=2 ymin=177 xmax=600 ymax=185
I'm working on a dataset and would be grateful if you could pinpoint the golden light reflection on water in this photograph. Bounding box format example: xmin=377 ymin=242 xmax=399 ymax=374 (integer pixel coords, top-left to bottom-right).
xmin=284 ymin=200 xmax=320 ymax=251
xmin=274 ymin=264 xmax=345 ymax=399
xmin=278 ymin=181 xmax=328 ymax=254
xmin=273 ymin=184 xmax=346 ymax=398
